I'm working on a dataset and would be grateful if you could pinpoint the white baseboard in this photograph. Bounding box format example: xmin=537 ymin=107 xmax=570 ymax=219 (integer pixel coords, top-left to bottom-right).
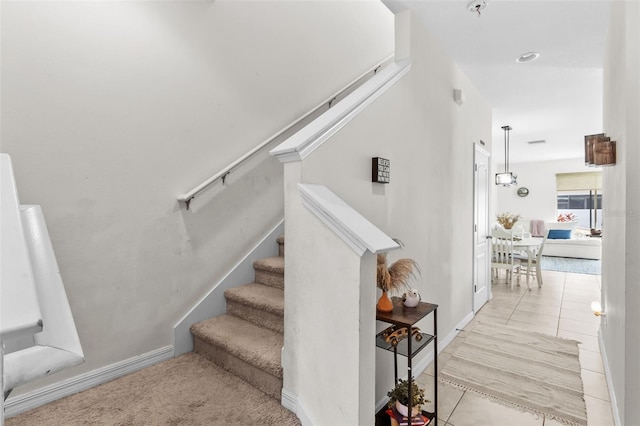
xmin=281 ymin=388 xmax=297 ymax=412
xmin=412 ymin=310 xmax=474 ymax=378
xmin=599 ymin=331 xmax=621 ymax=426
xmin=281 ymin=389 xmax=314 ymax=426
xmin=440 ymin=311 xmax=474 ymax=351
xmin=5 ymin=345 xmax=174 ymax=418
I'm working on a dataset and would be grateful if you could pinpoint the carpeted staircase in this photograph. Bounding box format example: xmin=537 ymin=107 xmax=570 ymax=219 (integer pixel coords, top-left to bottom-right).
xmin=5 ymin=236 xmax=300 ymax=425
xmin=190 ymin=236 xmax=286 ymax=400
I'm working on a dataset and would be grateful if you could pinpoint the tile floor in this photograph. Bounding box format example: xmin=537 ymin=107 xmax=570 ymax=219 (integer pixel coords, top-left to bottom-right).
xmin=417 ymin=269 xmax=615 ymax=426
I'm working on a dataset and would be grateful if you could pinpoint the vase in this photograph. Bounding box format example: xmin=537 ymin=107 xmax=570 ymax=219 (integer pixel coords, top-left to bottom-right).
xmin=395 ymin=400 xmax=420 ymax=418
xmin=377 ymin=291 xmax=393 ymax=312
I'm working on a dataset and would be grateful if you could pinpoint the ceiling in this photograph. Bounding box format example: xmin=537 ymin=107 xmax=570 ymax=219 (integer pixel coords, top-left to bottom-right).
xmin=386 ymin=0 xmax=611 ymax=164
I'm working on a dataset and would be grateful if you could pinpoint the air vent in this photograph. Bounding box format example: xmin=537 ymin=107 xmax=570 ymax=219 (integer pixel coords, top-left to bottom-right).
xmin=528 ymin=139 xmax=546 ymax=144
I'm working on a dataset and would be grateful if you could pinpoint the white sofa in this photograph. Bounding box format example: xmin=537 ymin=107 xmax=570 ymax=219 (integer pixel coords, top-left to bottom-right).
xmin=505 ymin=220 xmax=602 ymax=260
xmin=542 ymin=222 xmax=602 ymax=260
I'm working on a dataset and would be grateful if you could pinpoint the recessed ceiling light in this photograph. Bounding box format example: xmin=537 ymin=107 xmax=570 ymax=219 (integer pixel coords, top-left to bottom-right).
xmin=516 ymin=52 xmax=540 ymax=63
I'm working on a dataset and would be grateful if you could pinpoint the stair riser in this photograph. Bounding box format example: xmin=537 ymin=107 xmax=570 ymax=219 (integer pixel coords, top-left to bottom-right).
xmin=227 ymin=301 xmax=284 ymax=334
xmin=255 ymin=270 xmax=284 ymax=289
xmin=194 ymin=338 xmax=282 ymax=400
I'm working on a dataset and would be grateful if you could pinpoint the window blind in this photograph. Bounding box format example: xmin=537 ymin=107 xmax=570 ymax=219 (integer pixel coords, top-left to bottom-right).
xmin=556 ymin=171 xmax=602 ymax=191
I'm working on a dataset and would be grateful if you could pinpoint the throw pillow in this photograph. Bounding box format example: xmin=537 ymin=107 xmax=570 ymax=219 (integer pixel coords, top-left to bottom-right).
xmin=548 ymin=229 xmax=572 ymax=239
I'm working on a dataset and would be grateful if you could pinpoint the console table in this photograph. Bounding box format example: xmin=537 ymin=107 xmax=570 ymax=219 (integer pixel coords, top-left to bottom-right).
xmin=375 ymin=297 xmax=438 ymax=425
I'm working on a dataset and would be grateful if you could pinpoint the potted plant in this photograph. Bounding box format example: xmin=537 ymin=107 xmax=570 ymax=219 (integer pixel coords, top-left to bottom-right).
xmin=387 ymin=377 xmax=427 ymax=419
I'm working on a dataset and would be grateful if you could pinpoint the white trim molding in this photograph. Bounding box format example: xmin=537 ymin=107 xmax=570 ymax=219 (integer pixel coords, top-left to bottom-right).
xmin=270 ymin=60 xmax=411 ymax=163
xmin=4 ymin=345 xmax=174 ymax=418
xmin=440 ymin=311 xmax=474 ymax=350
xmin=281 ymin=389 xmax=316 ymax=426
xmin=298 ymin=183 xmax=399 ymax=255
xmin=599 ymin=331 xmax=621 ymax=426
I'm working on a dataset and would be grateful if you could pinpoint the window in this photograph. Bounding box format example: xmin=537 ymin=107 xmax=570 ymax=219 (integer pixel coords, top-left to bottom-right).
xmin=556 ymin=172 xmax=603 ymax=229
xmin=557 ymin=191 xmax=603 ymax=229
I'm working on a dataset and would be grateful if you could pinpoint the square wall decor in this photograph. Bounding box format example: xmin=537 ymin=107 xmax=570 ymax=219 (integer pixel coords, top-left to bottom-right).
xmin=585 ymin=133 xmax=616 ymax=166
xmin=372 ymin=157 xmax=390 ymax=183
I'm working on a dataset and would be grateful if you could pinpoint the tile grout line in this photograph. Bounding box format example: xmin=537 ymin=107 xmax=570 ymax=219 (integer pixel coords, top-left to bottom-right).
xmin=555 ymin=272 xmax=567 ymax=337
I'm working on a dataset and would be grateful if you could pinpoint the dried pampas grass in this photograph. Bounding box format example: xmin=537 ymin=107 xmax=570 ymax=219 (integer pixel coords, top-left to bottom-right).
xmin=377 ymin=252 xmax=420 ymax=294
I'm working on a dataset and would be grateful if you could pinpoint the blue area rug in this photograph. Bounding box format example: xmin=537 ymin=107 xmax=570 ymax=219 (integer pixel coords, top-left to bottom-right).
xmin=540 ymin=256 xmax=601 ymax=275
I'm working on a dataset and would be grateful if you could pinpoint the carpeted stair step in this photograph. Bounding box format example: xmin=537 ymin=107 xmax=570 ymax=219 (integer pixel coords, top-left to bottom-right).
xmin=225 ymin=283 xmax=284 ymax=333
xmin=277 ymin=235 xmax=285 ymax=257
xmin=190 ymin=314 xmax=283 ymax=399
xmin=254 ymin=256 xmax=284 ymax=289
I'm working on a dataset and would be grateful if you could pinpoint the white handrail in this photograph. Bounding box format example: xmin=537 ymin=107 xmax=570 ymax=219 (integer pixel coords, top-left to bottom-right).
xmin=177 ymin=55 xmax=394 ymax=210
xmin=298 ymin=183 xmax=400 ymax=255
xmin=270 ymin=59 xmax=411 ymax=163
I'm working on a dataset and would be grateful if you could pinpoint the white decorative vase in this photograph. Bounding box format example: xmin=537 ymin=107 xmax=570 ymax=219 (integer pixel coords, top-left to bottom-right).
xmin=395 ymin=400 xmax=420 ymax=418
xmin=403 ymin=289 xmax=421 ymax=308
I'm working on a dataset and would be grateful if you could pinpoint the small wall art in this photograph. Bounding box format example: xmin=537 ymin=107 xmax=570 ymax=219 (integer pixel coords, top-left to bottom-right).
xmin=585 ymin=133 xmax=616 ymax=166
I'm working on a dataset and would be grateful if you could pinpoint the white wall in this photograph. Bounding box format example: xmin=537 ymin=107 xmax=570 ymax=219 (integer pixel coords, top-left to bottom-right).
xmin=601 ymin=2 xmax=640 ymax=424
xmin=0 ymin=0 xmax=394 ymax=393
xmin=494 ymin=158 xmax=599 ymax=224
xmin=301 ymin=10 xmax=492 ymax=406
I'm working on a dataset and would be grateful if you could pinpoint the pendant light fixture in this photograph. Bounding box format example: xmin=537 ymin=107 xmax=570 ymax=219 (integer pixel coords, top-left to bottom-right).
xmin=495 ymin=125 xmax=517 ymax=186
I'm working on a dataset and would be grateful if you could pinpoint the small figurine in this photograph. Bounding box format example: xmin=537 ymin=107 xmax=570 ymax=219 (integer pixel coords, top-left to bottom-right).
xmin=402 ymin=288 xmax=421 ymax=308
xmin=384 ymin=326 xmax=423 ymax=347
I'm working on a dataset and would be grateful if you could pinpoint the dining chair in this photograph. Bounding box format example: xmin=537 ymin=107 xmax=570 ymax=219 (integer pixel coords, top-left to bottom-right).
xmin=518 ymin=233 xmax=548 ymax=288
xmin=491 ymin=228 xmax=521 ymax=290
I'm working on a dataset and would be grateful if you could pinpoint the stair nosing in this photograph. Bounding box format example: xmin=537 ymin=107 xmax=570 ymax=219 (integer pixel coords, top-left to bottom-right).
xmin=253 ymin=256 xmax=284 ymax=273
xmin=224 ymin=283 xmax=284 ymax=315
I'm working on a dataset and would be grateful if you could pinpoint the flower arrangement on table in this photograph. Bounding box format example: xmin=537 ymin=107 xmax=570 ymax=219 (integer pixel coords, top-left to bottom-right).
xmin=376 ymin=240 xmax=421 ymax=312
xmin=377 ymin=253 xmax=420 ymax=295
xmin=557 ymin=212 xmax=577 ymax=222
xmin=496 ymin=212 xmax=521 ymax=229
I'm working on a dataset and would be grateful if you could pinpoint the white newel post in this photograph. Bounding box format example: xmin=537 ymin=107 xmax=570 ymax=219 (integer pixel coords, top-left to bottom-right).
xmin=278 ymin=177 xmax=397 ymax=425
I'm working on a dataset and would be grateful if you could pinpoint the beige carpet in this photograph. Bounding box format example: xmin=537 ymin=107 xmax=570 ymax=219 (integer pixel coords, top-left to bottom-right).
xmin=6 ymin=352 xmax=300 ymax=426
xmin=440 ymin=322 xmax=587 ymax=426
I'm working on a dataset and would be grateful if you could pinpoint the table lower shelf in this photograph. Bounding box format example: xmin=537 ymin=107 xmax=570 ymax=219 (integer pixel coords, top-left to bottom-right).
xmin=375 ymin=404 xmax=435 ymax=426
xmin=376 ymin=325 xmax=435 ymax=358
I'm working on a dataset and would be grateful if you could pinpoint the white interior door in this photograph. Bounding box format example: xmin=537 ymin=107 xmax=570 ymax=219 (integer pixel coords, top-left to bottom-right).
xmin=473 ymin=144 xmax=491 ymax=311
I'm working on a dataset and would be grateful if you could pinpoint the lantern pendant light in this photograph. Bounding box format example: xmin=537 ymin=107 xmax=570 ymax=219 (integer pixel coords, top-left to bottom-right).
xmin=495 ymin=125 xmax=517 ymax=186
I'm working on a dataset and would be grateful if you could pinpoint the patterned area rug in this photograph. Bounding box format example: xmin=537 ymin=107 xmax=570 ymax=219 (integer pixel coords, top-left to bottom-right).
xmin=541 ymin=256 xmax=601 ymax=275
xmin=440 ymin=322 xmax=587 ymax=425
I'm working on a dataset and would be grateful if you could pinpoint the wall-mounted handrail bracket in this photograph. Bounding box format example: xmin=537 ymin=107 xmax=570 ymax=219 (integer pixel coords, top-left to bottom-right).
xmin=221 ymin=171 xmax=230 ymax=185
xmin=184 ymin=198 xmax=193 ymax=211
